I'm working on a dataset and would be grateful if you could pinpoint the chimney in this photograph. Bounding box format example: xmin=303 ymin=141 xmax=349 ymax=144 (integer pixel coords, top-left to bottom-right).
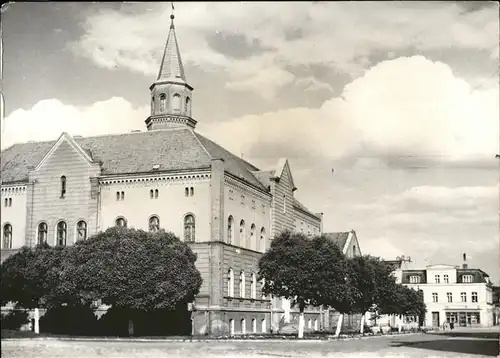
xmin=462 ymin=252 xmax=468 ymax=269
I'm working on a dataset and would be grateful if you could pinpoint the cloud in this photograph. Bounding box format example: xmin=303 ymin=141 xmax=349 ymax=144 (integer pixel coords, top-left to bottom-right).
xmin=1 ymin=98 xmax=147 ymax=149
xmin=71 ymin=2 xmax=499 ymax=99
xmin=199 ymin=56 xmax=499 ymax=167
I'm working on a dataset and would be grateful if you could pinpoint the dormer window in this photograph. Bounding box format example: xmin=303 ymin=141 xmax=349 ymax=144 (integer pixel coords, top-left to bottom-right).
xmin=409 ymin=276 xmax=421 ymax=284
xmin=159 ymin=93 xmax=166 ymax=113
xmin=462 ymin=275 xmax=473 ymax=283
xmin=60 ymin=176 xmax=66 ymax=198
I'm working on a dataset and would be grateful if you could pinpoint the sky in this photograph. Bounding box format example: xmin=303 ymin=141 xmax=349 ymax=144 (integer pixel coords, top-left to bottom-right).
xmin=1 ymin=2 xmax=499 ymax=283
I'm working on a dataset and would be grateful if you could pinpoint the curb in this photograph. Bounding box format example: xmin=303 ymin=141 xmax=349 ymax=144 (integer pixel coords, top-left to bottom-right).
xmin=2 ymin=332 xmax=423 ymax=343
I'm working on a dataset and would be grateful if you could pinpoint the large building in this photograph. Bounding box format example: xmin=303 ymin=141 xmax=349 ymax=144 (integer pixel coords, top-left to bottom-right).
xmin=392 ymin=258 xmax=495 ymax=328
xmin=0 ymin=14 xmax=324 ymax=335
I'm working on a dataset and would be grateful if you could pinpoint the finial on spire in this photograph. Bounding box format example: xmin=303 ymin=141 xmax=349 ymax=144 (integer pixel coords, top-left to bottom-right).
xmin=170 ymin=2 xmax=175 ymax=28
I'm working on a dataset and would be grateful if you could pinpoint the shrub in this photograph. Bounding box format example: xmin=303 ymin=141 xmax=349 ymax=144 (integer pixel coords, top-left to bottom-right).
xmin=0 ymin=308 xmax=30 ymax=330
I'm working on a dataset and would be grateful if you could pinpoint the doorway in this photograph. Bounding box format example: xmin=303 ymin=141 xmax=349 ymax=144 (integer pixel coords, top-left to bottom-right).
xmin=431 ymin=312 xmax=440 ymax=328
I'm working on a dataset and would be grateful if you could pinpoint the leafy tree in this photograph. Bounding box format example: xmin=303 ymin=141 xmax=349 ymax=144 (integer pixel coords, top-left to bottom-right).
xmin=347 ymin=255 xmax=398 ymax=334
xmin=259 ymin=231 xmax=350 ymax=338
xmin=60 ymin=227 xmax=202 ymax=335
xmin=1 ymin=243 xmax=65 ymax=309
xmin=377 ymin=283 xmax=427 ymax=331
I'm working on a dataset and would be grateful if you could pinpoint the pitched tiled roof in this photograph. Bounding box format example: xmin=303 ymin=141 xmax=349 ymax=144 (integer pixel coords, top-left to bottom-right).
xmin=1 ymin=128 xmax=268 ymax=192
xmin=293 ymin=198 xmax=321 ymax=220
xmin=323 ymin=232 xmax=350 ymax=250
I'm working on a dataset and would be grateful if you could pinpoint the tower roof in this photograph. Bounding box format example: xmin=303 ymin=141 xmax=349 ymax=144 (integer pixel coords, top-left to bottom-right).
xmin=157 ymin=14 xmax=186 ymax=83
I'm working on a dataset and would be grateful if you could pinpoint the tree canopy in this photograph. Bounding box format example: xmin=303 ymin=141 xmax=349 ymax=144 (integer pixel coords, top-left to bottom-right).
xmin=1 ymin=227 xmax=203 ymax=313
xmin=60 ymin=227 xmax=202 ymax=311
xmin=1 ymin=243 xmax=65 ymax=309
xmin=259 ymin=231 xmax=351 ymax=311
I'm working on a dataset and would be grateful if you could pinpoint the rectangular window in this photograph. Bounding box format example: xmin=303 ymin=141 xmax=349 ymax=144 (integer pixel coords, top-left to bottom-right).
xmin=443 ymin=274 xmax=449 ymax=284
xmin=447 ymin=292 xmax=452 ymax=303
xmin=283 ymin=194 xmax=286 ymax=213
xmin=432 ymin=293 xmax=438 ymax=303
xmin=472 ymin=292 xmax=478 ymax=303
xmin=462 ymin=275 xmax=473 ymax=283
xmin=434 ymin=275 xmax=440 ymax=284
xmin=409 ymin=276 xmax=421 ymax=284
xmin=461 ymin=292 xmax=467 ymax=302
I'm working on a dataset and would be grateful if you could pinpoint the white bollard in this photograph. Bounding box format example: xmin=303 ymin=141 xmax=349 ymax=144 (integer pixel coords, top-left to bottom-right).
xmin=34 ymin=308 xmax=40 ymax=334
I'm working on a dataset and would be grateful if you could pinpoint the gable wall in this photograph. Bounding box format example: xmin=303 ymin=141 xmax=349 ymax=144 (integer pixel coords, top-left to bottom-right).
xmin=27 ymin=139 xmax=101 ymax=247
xmin=270 ymin=163 xmax=295 ymax=240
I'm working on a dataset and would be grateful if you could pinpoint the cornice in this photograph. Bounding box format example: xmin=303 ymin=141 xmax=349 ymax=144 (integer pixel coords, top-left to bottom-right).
xmin=1 ymin=184 xmax=28 ymax=195
xmin=292 ymin=204 xmax=322 ymax=222
xmin=100 ymin=171 xmax=211 ymax=186
xmin=224 ymin=174 xmax=272 ymax=203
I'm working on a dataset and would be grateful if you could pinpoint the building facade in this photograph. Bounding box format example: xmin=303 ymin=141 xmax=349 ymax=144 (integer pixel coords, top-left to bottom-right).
xmin=395 ymin=263 xmax=495 ymax=328
xmin=0 ymin=14 xmax=323 ymax=335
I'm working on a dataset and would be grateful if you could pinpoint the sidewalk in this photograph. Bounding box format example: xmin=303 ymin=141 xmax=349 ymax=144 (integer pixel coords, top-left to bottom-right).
xmin=2 ymin=331 xmax=425 ymax=343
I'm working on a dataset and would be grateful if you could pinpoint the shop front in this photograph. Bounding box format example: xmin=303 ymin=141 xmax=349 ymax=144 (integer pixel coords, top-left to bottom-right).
xmin=445 ymin=310 xmax=481 ymax=327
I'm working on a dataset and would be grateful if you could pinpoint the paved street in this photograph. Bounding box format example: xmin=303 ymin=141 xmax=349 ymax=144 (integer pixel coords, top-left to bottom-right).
xmin=2 ymin=328 xmax=498 ymax=358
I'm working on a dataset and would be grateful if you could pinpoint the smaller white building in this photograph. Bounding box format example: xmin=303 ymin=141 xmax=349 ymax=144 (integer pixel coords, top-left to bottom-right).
xmin=395 ymin=263 xmax=495 ymax=328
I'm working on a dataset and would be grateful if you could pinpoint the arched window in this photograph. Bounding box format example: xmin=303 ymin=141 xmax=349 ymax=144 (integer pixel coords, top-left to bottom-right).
xmin=239 ymin=220 xmax=246 ymax=248
xmin=60 ymin=176 xmax=67 ymax=198
xmin=116 ymin=191 xmax=120 ymax=201
xmin=172 ymin=93 xmax=181 ymax=112
xmin=353 ymin=245 xmax=357 ymax=256
xmin=151 ymin=96 xmax=155 ymax=114
xmin=185 ymin=187 xmax=189 ymax=197
xmin=115 ymin=217 xmax=127 ymax=228
xmin=241 ymin=318 xmax=246 ymax=335
xmin=260 ymin=278 xmax=266 ymax=299
xmin=4 ymin=198 xmax=7 ymax=207
xmin=250 ymin=224 xmax=256 ymax=250
xmin=185 ymin=97 xmax=190 ymax=114
xmin=227 ymin=216 xmax=234 ymax=244
xmin=184 ymin=214 xmax=195 ymax=242
xmin=190 ymin=187 xmax=194 ymax=196
xmin=239 ymin=271 xmax=245 ymax=298
xmin=159 ymin=93 xmax=166 ymax=113
xmin=261 ymin=319 xmax=266 ymax=333
xmin=259 ymin=227 xmax=266 ymax=252
xmin=3 ymin=224 xmax=12 ymax=249
xmin=150 ymin=189 xmax=154 ymax=199
xmin=77 ymin=221 xmax=87 ymax=241
xmin=149 ymin=215 xmax=160 ymax=233
xmin=227 ymin=268 xmax=234 ymax=297
xmin=120 ymin=191 xmax=125 ymax=200
xmin=251 ymin=273 xmax=256 ymax=299
xmin=252 ymin=318 xmax=257 ymax=333
xmin=154 ymin=189 xmax=159 ymax=199
xmin=56 ymin=221 xmax=67 ymax=246
xmin=37 ymin=222 xmax=47 ymax=245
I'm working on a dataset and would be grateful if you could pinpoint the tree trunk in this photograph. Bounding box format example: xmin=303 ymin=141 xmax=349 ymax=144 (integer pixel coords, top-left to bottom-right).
xmin=34 ymin=308 xmax=40 ymax=334
xmin=128 ymin=319 xmax=134 ymax=336
xmin=334 ymin=314 xmax=343 ymax=337
xmin=360 ymin=312 xmax=365 ymax=335
xmin=398 ymin=315 xmax=402 ymax=333
xmin=298 ymin=302 xmax=305 ymax=339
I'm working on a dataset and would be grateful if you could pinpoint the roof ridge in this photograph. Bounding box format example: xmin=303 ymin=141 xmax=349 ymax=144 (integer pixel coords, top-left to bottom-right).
xmin=190 ymin=130 xmax=212 ymax=160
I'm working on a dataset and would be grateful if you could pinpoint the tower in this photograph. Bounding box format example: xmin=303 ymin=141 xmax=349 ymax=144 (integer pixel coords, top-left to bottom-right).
xmin=145 ymin=13 xmax=196 ymax=131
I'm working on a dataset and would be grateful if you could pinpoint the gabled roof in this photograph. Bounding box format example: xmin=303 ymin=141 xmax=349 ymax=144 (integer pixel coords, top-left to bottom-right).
xmin=272 ymin=158 xmax=297 ymax=190
xmin=323 ymin=232 xmax=350 ymax=252
xmin=1 ymin=128 xmax=268 ymax=192
xmin=293 ymin=197 xmax=321 ymax=220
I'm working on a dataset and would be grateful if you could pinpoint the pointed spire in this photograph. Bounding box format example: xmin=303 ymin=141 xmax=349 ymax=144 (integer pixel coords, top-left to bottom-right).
xmin=157 ymin=7 xmax=186 ymax=82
